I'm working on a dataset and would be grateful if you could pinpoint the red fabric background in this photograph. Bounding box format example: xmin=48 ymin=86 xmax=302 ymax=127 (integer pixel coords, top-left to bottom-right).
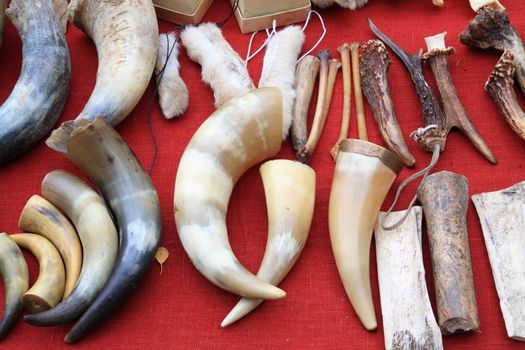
xmin=1 ymin=0 xmax=524 ymax=348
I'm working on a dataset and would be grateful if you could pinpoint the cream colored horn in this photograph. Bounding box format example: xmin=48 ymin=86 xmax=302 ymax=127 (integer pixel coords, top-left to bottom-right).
xmin=24 ymin=170 xmax=118 ymax=327
xmin=328 ymin=139 xmax=403 ymax=330
xmin=47 ymin=0 xmax=157 ymax=151
xmin=175 ymin=88 xmax=285 ymax=300
xmin=0 ymin=233 xmax=29 ymax=340
xmin=11 ymin=233 xmax=65 ymax=313
xmin=18 ymin=195 xmax=81 ymax=299
xmin=222 ymin=159 xmax=316 ymax=327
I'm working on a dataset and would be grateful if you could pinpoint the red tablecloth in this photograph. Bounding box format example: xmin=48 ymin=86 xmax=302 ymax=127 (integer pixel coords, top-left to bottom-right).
xmin=1 ymin=0 xmax=524 ymax=348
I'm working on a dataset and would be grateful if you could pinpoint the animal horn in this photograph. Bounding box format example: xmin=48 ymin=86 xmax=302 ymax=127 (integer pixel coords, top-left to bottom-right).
xmin=328 ymin=139 xmax=403 ymax=331
xmin=0 ymin=0 xmax=70 ymax=164
xmin=47 ymin=0 xmax=158 ymax=152
xmin=10 ymin=234 xmax=66 ymax=314
xmin=0 ymin=233 xmax=29 ymax=340
xmin=18 ymin=195 xmax=82 ymax=299
xmin=24 ymin=170 xmax=119 ymax=327
xmin=48 ymin=117 xmax=161 ymax=343
xmin=174 ymin=88 xmax=286 ymax=300
xmin=221 ymin=159 xmax=316 ymax=327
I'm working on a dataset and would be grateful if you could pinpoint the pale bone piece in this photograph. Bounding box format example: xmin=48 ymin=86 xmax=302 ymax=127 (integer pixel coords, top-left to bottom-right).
xmin=291 ymin=55 xmax=320 ymax=154
xmin=0 ymin=0 xmax=70 ymax=164
xmin=375 ymin=207 xmax=443 ymax=350
xmin=259 ymin=25 xmax=305 ymax=140
xmin=221 ymin=160 xmax=316 ymax=327
xmin=0 ymin=233 xmax=29 ymax=340
xmin=175 ymin=88 xmax=286 ymax=300
xmin=24 ymin=170 xmax=119 ymax=327
xmin=331 ymin=44 xmax=352 ymax=161
xmin=423 ymin=32 xmax=496 ymax=164
xmin=49 ymin=117 xmax=162 ymax=344
xmin=469 ymin=0 xmax=505 ymax=12
xmin=460 ymin=7 xmax=525 ymax=97
xmin=472 ymin=181 xmax=525 ymax=342
xmin=485 ymin=51 xmax=525 ymax=142
xmin=155 ymin=31 xmax=189 ymax=119
xmin=46 ymin=0 xmax=158 ymax=152
xmin=360 ymin=39 xmax=416 ymax=167
xmin=418 ymin=171 xmax=480 ymax=335
xmin=299 ymin=53 xmax=340 ymax=163
xmin=11 ymin=234 xmax=65 ymax=314
xmin=181 ymin=23 xmax=255 ymax=108
xmin=329 ymin=139 xmax=403 ymax=331
xmin=351 ymin=43 xmax=368 ymax=141
xmin=18 ymin=195 xmax=82 ymax=299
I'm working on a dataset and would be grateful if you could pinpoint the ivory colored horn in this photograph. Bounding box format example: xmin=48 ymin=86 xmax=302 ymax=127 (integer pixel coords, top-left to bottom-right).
xmin=0 ymin=233 xmax=29 ymax=340
xmin=11 ymin=234 xmax=66 ymax=314
xmin=24 ymin=170 xmax=119 ymax=327
xmin=18 ymin=195 xmax=82 ymax=299
xmin=47 ymin=0 xmax=158 ymax=152
xmin=328 ymin=139 xmax=403 ymax=331
xmin=174 ymin=88 xmax=285 ymax=300
xmin=222 ymin=159 xmax=316 ymax=327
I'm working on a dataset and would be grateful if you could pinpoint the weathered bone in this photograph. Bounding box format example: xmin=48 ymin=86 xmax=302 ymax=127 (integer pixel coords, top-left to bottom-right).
xmin=291 ymin=55 xmax=320 ymax=155
xmin=485 ymin=51 xmax=525 ymax=142
xmin=418 ymin=171 xmax=480 ymax=335
xmin=375 ymin=207 xmax=443 ymax=350
xmin=472 ymin=181 xmax=525 ymax=342
xmin=360 ymin=39 xmax=415 ymax=167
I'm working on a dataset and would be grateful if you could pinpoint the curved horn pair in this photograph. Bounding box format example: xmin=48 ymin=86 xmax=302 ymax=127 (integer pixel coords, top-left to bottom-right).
xmin=49 ymin=117 xmax=161 ymax=343
xmin=47 ymin=0 xmax=158 ymax=150
xmin=24 ymin=170 xmax=119 ymax=327
xmin=222 ymin=160 xmax=316 ymax=327
xmin=329 ymin=139 xmax=403 ymax=330
xmin=174 ymin=88 xmax=285 ymax=300
xmin=0 ymin=0 xmax=70 ymax=164
xmin=0 ymin=233 xmax=28 ymax=340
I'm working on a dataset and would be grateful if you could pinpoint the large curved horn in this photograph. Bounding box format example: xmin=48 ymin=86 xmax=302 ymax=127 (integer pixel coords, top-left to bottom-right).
xmin=221 ymin=160 xmax=315 ymax=327
xmin=48 ymin=117 xmax=161 ymax=343
xmin=10 ymin=234 xmax=65 ymax=314
xmin=0 ymin=233 xmax=29 ymax=340
xmin=328 ymin=139 xmax=403 ymax=331
xmin=24 ymin=170 xmax=119 ymax=327
xmin=18 ymin=195 xmax=82 ymax=299
xmin=47 ymin=0 xmax=157 ymax=150
xmin=174 ymin=88 xmax=285 ymax=300
xmin=0 ymin=0 xmax=70 ymax=164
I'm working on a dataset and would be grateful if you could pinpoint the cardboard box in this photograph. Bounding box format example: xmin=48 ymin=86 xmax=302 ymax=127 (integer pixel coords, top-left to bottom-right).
xmin=153 ymin=0 xmax=214 ymax=25
xmin=230 ymin=0 xmax=311 ymax=34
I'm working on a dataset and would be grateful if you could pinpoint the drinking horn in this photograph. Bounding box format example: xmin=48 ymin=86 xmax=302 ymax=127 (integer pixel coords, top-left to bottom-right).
xmin=11 ymin=234 xmax=66 ymax=314
xmin=48 ymin=0 xmax=157 ymax=145
xmin=0 ymin=233 xmax=29 ymax=340
xmin=221 ymin=160 xmax=316 ymax=327
xmin=328 ymin=139 xmax=403 ymax=331
xmin=24 ymin=170 xmax=119 ymax=327
xmin=18 ymin=195 xmax=82 ymax=299
xmin=47 ymin=117 xmax=161 ymax=343
xmin=174 ymin=88 xmax=286 ymax=300
xmin=0 ymin=0 xmax=70 ymax=165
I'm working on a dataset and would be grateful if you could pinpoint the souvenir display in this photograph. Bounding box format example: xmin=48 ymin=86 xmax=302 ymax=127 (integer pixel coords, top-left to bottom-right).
xmin=0 ymin=0 xmax=70 ymax=165
xmin=24 ymin=171 xmax=118 ymax=327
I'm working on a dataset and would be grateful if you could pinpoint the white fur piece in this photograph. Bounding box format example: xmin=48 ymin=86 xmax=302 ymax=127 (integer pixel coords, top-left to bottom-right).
xmin=259 ymin=26 xmax=305 ymax=140
xmin=180 ymin=23 xmax=255 ymax=108
xmin=155 ymin=31 xmax=189 ymax=119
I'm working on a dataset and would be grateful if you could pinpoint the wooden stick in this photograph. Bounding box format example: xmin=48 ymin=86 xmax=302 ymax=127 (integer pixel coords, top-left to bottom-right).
xmin=472 ymin=182 xmax=525 ymax=341
xmin=330 ymin=44 xmax=352 ymax=161
xmin=350 ymin=42 xmax=368 ymax=141
xmin=375 ymin=207 xmax=443 ymax=350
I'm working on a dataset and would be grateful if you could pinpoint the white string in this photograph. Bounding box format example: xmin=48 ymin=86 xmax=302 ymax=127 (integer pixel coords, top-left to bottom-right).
xmin=244 ymin=19 xmax=277 ymax=67
xmin=298 ymin=10 xmax=327 ymax=63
